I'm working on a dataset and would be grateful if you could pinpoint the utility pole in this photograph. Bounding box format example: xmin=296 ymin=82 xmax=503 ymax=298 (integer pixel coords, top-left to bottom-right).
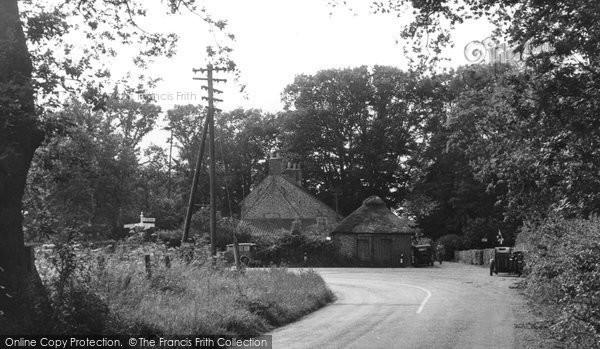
xmin=164 ymin=126 xmax=174 ymax=199
xmin=181 ymin=64 xmax=226 ymax=257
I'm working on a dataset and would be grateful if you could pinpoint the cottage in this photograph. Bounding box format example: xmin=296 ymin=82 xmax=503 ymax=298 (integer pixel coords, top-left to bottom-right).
xmin=331 ymin=196 xmax=414 ymax=267
xmin=239 ymin=152 xmax=341 ymax=237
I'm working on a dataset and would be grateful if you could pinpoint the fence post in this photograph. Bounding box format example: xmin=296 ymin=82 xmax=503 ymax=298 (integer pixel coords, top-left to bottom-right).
xmin=144 ymin=255 xmax=152 ymax=278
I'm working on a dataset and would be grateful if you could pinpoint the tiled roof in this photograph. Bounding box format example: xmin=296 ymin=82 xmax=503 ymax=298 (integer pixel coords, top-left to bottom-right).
xmin=241 ymin=175 xmax=340 ymax=221
xmin=239 ymin=217 xmax=335 ymax=237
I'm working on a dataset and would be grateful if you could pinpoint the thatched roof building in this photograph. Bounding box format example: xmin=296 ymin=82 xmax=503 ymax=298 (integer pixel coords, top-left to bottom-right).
xmin=332 ymin=196 xmax=414 ymax=266
xmin=333 ymin=196 xmax=413 ymax=234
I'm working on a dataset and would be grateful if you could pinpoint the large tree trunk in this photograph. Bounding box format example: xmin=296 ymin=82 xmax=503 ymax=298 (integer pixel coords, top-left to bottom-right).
xmin=0 ymin=0 xmax=47 ymax=333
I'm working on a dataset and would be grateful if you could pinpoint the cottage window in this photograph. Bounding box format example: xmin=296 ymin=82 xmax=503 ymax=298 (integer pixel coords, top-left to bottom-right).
xmin=316 ymin=217 xmax=327 ymax=225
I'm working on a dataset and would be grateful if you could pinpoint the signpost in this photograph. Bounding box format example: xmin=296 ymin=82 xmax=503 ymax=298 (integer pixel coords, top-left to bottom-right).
xmin=124 ymin=211 xmax=156 ymax=230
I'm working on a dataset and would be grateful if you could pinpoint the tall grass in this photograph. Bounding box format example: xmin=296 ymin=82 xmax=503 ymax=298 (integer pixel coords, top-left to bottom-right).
xmin=35 ymin=242 xmax=334 ymax=335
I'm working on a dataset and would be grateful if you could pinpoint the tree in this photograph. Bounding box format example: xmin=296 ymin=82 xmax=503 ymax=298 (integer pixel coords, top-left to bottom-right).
xmin=1 ymin=0 xmax=234 ymax=332
xmin=280 ymin=66 xmax=445 ymax=214
xmin=215 ymin=108 xmax=280 ymax=216
xmin=166 ymin=104 xmax=208 ymax=174
xmin=329 ymin=0 xmax=600 ymax=223
xmin=0 ymin=0 xmax=46 ymax=332
xmin=166 ymin=106 xmax=279 ymax=218
xmin=23 ymin=96 xmax=162 ymax=241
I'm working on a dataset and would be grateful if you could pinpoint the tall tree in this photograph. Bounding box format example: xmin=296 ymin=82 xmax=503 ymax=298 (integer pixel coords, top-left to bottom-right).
xmin=24 ymin=97 xmax=161 ymax=240
xmin=280 ymin=66 xmax=445 ymax=214
xmin=0 ymin=0 xmax=46 ymax=332
xmin=0 ymin=0 xmax=234 ymax=332
xmin=339 ymin=0 xmax=600 ymax=219
xmin=215 ymin=108 xmax=280 ymax=216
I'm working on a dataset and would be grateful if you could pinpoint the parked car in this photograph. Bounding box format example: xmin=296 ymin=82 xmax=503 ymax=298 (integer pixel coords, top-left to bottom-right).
xmin=490 ymin=247 xmax=524 ymax=276
xmin=412 ymin=244 xmax=434 ymax=266
xmin=223 ymin=243 xmax=261 ymax=266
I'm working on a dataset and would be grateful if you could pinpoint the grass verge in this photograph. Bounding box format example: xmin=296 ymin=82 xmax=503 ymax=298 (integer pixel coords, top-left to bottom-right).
xmin=33 ymin=242 xmax=334 ymax=335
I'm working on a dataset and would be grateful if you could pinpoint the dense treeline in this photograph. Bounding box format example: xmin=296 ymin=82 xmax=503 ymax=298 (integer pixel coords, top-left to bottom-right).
xmin=23 ymin=61 xmax=599 ymax=249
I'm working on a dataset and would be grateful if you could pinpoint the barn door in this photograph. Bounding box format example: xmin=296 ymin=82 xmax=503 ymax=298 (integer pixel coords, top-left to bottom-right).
xmin=377 ymin=238 xmax=392 ymax=265
xmin=357 ymin=238 xmax=371 ymax=262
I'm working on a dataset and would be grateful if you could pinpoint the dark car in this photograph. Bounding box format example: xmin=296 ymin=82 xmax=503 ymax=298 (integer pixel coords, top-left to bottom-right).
xmin=223 ymin=243 xmax=261 ymax=266
xmin=490 ymin=247 xmax=524 ymax=276
xmin=412 ymin=244 xmax=434 ymax=266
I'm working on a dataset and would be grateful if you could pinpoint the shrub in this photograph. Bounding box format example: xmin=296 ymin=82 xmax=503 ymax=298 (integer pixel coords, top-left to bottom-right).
xmin=157 ymin=229 xmax=182 ymax=247
xmin=436 ymin=234 xmax=468 ymax=260
xmin=253 ymin=231 xmax=337 ymax=266
xmin=517 ymin=216 xmax=600 ymax=347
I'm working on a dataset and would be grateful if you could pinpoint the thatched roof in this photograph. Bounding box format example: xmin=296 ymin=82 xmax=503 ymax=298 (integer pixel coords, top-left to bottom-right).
xmin=332 ymin=196 xmax=414 ymax=234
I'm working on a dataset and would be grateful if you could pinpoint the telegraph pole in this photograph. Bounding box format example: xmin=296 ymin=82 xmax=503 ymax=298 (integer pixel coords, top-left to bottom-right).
xmin=182 ymin=64 xmax=226 ymax=257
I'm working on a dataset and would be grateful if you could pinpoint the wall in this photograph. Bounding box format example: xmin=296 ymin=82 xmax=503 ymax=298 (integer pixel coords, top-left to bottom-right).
xmin=454 ymin=248 xmax=495 ymax=266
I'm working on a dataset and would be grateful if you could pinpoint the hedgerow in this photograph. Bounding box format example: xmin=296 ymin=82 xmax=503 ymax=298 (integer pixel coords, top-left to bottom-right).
xmin=517 ymin=216 xmax=600 ymax=348
xmin=32 ymin=239 xmax=334 ymax=335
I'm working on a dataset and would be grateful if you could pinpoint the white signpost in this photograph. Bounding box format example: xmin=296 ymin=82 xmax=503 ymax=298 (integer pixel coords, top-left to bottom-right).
xmin=124 ymin=212 xmax=156 ymax=230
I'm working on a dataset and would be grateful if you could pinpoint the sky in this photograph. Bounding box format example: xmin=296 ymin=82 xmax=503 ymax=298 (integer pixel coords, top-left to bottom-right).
xmin=126 ymin=0 xmax=494 ymax=148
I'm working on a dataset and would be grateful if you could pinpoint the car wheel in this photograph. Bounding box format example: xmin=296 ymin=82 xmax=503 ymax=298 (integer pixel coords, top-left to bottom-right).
xmin=240 ymin=256 xmax=250 ymax=265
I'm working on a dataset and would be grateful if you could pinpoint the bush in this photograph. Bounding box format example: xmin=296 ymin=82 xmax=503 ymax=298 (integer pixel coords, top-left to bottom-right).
xmin=157 ymin=229 xmax=182 ymax=247
xmin=253 ymin=231 xmax=337 ymax=266
xmin=517 ymin=216 xmax=600 ymax=347
xmin=436 ymin=234 xmax=468 ymax=260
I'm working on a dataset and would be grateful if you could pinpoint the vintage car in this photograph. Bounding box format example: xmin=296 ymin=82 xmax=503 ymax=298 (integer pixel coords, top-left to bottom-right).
xmin=223 ymin=243 xmax=261 ymax=266
xmin=490 ymin=247 xmax=524 ymax=276
xmin=412 ymin=244 xmax=434 ymax=266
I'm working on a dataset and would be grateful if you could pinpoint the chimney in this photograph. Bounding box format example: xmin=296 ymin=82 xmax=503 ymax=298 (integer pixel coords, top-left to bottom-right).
xmin=268 ymin=151 xmax=283 ymax=175
xmin=283 ymin=161 xmax=303 ymax=185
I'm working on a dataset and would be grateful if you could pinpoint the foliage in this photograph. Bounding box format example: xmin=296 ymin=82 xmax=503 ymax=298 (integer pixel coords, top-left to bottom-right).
xmin=24 ymin=97 xmax=159 ymax=239
xmin=253 ymin=231 xmax=338 ymax=267
xmin=33 ymin=240 xmax=334 ymax=335
xmin=166 ymin=106 xmax=279 ymax=217
xmin=442 ymin=64 xmax=600 ymax=222
xmin=1 ymin=0 xmax=236 ymax=331
xmin=518 ymin=217 xmax=600 ymax=347
xmin=401 ymin=65 xmax=521 ymax=246
xmin=436 ymin=234 xmax=469 ymax=261
xmin=335 ymin=0 xmax=600 ymax=221
xmin=280 ymin=66 xmax=444 ymax=215
xmin=35 ymin=242 xmax=111 ymax=334
xmin=21 ymin=0 xmax=237 ymax=110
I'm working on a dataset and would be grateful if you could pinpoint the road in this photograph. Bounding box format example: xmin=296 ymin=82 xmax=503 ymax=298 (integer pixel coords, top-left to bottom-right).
xmin=270 ymin=262 xmax=526 ymax=349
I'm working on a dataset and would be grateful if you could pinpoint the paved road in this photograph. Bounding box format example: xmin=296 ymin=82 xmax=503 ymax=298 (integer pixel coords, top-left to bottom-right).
xmin=270 ymin=263 xmax=525 ymax=349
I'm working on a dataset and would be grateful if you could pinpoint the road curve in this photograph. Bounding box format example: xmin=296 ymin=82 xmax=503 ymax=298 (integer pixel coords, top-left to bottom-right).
xmin=270 ymin=263 xmax=525 ymax=349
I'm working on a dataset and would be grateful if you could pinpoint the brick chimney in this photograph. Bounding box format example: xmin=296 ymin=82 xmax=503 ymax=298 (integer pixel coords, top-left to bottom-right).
xmin=268 ymin=151 xmax=283 ymax=175
xmin=282 ymin=161 xmax=303 ymax=185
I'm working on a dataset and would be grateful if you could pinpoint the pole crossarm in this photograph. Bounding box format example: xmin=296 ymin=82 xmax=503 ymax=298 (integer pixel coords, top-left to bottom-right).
xmin=182 ymin=64 xmax=227 ymax=256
